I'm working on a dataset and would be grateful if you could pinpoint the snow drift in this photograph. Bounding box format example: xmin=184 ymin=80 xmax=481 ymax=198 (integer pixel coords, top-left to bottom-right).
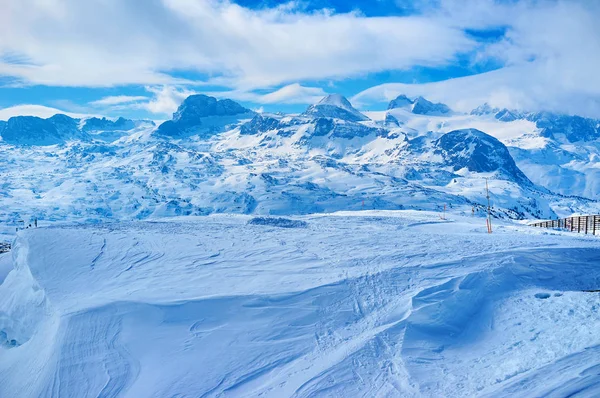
xmin=1 ymin=212 xmax=600 ymax=397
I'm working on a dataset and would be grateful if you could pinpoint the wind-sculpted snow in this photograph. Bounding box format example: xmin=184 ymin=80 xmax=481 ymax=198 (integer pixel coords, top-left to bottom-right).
xmin=1 ymin=213 xmax=600 ymax=397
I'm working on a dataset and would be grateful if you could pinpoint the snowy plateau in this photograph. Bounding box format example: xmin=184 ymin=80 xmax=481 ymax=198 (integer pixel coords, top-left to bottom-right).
xmin=1 ymin=94 xmax=600 ymax=397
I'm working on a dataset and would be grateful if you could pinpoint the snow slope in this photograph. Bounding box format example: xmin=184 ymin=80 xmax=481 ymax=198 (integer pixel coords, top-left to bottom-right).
xmin=1 ymin=212 xmax=600 ymax=397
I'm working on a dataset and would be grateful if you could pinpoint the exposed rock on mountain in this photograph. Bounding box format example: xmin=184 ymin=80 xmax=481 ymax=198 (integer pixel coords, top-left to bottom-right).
xmin=157 ymin=94 xmax=254 ymax=137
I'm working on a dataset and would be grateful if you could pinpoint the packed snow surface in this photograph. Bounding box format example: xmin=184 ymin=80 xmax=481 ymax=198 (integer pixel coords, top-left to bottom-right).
xmin=1 ymin=211 xmax=600 ymax=397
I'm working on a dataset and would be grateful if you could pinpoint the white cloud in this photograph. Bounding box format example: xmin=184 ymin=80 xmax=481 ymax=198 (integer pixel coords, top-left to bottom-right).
xmin=0 ymin=104 xmax=94 ymax=120
xmin=0 ymin=0 xmax=475 ymax=88
xmin=143 ymin=86 xmax=197 ymax=116
xmin=204 ymin=83 xmax=328 ymax=105
xmin=352 ymin=0 xmax=600 ymax=117
xmin=352 ymin=63 xmax=600 ymax=118
xmin=89 ymin=95 xmax=148 ymax=106
xmin=258 ymin=84 xmax=327 ymax=104
xmin=2 ymin=0 xmax=599 ymax=116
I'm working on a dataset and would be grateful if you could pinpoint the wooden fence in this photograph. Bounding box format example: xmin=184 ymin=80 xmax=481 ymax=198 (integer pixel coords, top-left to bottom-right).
xmin=0 ymin=242 xmax=10 ymax=253
xmin=530 ymin=215 xmax=600 ymax=235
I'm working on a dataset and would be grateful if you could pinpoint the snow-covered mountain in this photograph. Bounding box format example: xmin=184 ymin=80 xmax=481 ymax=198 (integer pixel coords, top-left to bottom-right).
xmin=156 ymin=94 xmax=254 ymax=137
xmin=388 ymin=94 xmax=452 ymax=115
xmin=434 ymin=128 xmax=532 ymax=185
xmin=1 ymin=93 xmax=599 ymax=228
xmin=0 ymin=114 xmax=154 ymax=146
xmin=303 ymin=94 xmax=370 ymax=122
xmin=3 ymin=93 xmax=600 ymax=396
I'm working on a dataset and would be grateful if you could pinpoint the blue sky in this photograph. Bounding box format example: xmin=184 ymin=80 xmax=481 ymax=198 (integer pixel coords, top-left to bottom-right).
xmin=1 ymin=0 xmax=599 ymax=120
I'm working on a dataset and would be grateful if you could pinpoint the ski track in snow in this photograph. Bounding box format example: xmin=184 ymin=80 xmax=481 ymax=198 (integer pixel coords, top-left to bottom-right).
xmin=1 ymin=211 xmax=600 ymax=397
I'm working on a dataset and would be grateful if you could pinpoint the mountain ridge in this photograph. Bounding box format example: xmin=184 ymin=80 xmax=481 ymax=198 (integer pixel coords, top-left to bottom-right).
xmin=1 ymin=93 xmax=599 ymax=226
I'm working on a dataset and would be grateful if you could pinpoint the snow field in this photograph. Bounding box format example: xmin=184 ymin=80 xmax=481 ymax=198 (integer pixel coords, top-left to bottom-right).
xmin=0 ymin=211 xmax=599 ymax=397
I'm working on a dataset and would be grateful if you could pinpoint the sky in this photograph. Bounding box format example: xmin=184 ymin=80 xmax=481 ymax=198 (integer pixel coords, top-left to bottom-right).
xmin=1 ymin=0 xmax=599 ymax=121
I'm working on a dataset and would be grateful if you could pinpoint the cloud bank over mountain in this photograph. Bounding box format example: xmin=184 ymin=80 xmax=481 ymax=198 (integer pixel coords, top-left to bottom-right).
xmin=0 ymin=0 xmax=599 ymax=119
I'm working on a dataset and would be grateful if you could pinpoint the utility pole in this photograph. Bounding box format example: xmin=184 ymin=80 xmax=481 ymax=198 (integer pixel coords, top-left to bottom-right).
xmin=485 ymin=178 xmax=492 ymax=234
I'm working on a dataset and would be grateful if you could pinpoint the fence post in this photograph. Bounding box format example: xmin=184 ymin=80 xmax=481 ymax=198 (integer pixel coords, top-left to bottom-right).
xmin=594 ymin=216 xmax=597 ymax=236
xmin=571 ymin=217 xmax=574 ymax=232
xmin=585 ymin=216 xmax=589 ymax=234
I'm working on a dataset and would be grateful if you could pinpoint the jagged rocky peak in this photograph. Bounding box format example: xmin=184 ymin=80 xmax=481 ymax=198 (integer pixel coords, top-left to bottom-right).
xmin=157 ymin=94 xmax=254 ymax=137
xmin=411 ymin=96 xmax=451 ymax=115
xmin=0 ymin=113 xmax=144 ymax=146
xmin=470 ymin=103 xmax=500 ymax=116
xmin=387 ymin=94 xmax=414 ymax=110
xmin=527 ymin=112 xmax=600 ymax=142
xmin=172 ymin=94 xmax=252 ymax=123
xmin=82 ymin=116 xmax=136 ymax=132
xmin=240 ymin=114 xmax=281 ymax=135
xmin=0 ymin=114 xmax=88 ymax=146
xmin=495 ymin=109 xmax=524 ymax=122
xmin=0 ymin=115 xmax=62 ymax=146
xmin=302 ymin=94 xmax=369 ymax=122
xmin=48 ymin=113 xmax=79 ymax=125
xmin=435 ymin=128 xmax=531 ymax=184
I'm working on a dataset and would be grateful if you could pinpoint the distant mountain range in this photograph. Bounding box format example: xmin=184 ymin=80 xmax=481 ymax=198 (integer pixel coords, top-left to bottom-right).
xmin=0 ymin=114 xmax=154 ymax=145
xmin=1 ymin=92 xmax=599 ymax=225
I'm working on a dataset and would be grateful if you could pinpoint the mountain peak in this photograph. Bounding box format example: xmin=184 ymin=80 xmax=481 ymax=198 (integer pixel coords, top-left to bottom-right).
xmin=471 ymin=103 xmax=499 ymax=116
xmin=173 ymin=94 xmax=251 ymax=122
xmin=303 ymin=94 xmax=369 ymax=122
xmin=435 ymin=128 xmax=531 ymax=184
xmin=82 ymin=117 xmax=135 ymax=132
xmin=411 ymin=97 xmax=451 ymax=115
xmin=317 ymin=94 xmax=353 ymax=109
xmin=388 ymin=94 xmax=414 ymax=110
xmin=157 ymin=94 xmax=254 ymax=137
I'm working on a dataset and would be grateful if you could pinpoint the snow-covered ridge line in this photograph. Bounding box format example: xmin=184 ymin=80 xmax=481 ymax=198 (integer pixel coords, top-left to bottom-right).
xmin=1 ymin=93 xmax=600 ymax=230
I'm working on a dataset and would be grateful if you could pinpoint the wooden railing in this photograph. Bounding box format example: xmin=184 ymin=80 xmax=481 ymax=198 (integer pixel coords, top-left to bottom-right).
xmin=530 ymin=215 xmax=600 ymax=235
